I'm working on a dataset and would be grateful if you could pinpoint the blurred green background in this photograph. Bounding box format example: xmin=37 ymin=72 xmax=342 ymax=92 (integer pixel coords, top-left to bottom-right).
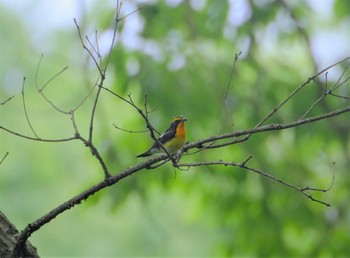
xmin=1 ymin=0 xmax=350 ymax=256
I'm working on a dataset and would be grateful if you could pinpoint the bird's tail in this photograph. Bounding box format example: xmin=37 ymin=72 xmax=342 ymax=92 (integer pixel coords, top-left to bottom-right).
xmin=136 ymin=151 xmax=151 ymax=158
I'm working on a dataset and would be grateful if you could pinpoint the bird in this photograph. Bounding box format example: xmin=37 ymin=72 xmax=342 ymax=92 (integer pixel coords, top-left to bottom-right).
xmin=136 ymin=116 xmax=187 ymax=157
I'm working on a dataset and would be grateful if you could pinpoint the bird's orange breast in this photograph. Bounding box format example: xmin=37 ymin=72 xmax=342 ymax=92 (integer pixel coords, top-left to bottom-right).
xmin=176 ymin=122 xmax=186 ymax=138
xmin=163 ymin=121 xmax=186 ymax=153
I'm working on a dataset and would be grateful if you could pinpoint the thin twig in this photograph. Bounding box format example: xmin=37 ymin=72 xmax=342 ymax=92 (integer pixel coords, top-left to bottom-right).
xmin=74 ymin=18 xmax=105 ymax=142
xmin=21 ymin=77 xmax=39 ymax=138
xmin=178 ymin=160 xmax=331 ymax=206
xmin=224 ymin=51 xmax=241 ymax=131
xmin=331 ymin=60 xmax=350 ymax=91
xmin=88 ymin=84 xmax=102 ymax=142
xmin=35 ymin=55 xmax=70 ymax=114
xmin=0 ymin=96 xmax=15 ymax=105
xmin=113 ymin=123 xmax=148 ymax=133
xmin=298 ymin=93 xmax=327 ymax=120
xmin=70 ymin=112 xmax=80 ymax=137
xmin=0 ymin=152 xmax=9 ymax=165
xmin=298 ymin=60 xmax=350 ymax=120
xmin=143 ymin=94 xmax=159 ymax=114
xmin=117 ymin=4 xmax=145 ymax=22
xmin=36 ymin=55 xmax=68 ymax=94
xmin=85 ymin=1 xmax=124 ymax=143
xmin=78 ymin=134 xmax=111 ymax=178
xmin=329 ymin=93 xmax=350 ymax=100
xmin=255 ymin=56 xmax=350 ymax=129
xmin=74 ymin=19 xmax=103 ymax=76
xmin=71 ymin=77 xmax=99 ymax=112
xmin=86 ymin=35 xmax=100 ymax=59
xmin=302 ymin=162 xmax=336 ymax=193
xmin=103 ymin=0 xmax=122 ymax=74
xmin=95 ymin=30 xmax=102 ymax=61
xmin=35 ymin=53 xmax=98 ymax=114
xmin=183 ymin=140 xmax=216 ymax=155
xmin=0 ymin=125 xmax=77 ymax=142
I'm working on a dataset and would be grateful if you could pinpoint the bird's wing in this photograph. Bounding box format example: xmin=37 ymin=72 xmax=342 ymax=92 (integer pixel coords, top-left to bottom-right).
xmin=157 ymin=128 xmax=176 ymax=145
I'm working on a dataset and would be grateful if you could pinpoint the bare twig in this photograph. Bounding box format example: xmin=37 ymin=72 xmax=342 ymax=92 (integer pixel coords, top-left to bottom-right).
xmin=256 ymin=56 xmax=350 ymax=128
xmin=0 ymin=125 xmax=77 ymax=142
xmin=21 ymin=77 xmax=39 ymax=138
xmin=0 ymin=152 xmax=9 ymax=165
xmin=118 ymin=4 xmax=145 ymax=22
xmin=329 ymin=93 xmax=350 ymax=100
xmin=69 ymin=112 xmax=78 ymax=134
xmin=79 ymin=0 xmax=123 ymax=143
xmin=331 ymin=60 xmax=350 ymax=91
xmin=298 ymin=93 xmax=327 ymax=120
xmin=74 ymin=19 xmax=103 ymax=76
xmin=113 ymin=123 xmax=148 ymax=133
xmin=88 ymin=85 xmax=102 ymax=142
xmin=299 ymin=61 xmax=350 ymax=120
xmin=71 ymin=77 xmax=99 ymax=112
xmin=103 ymin=0 xmax=122 ymax=73
xmin=0 ymin=96 xmax=15 ymax=105
xmin=86 ymin=35 xmax=100 ymax=60
xmin=95 ymin=30 xmax=102 ymax=60
xmin=178 ymin=159 xmax=331 ymax=206
xmin=35 ymin=55 xmax=70 ymax=114
xmin=224 ymin=51 xmax=241 ymax=131
xmin=74 ymin=19 xmax=105 ymax=143
xmin=183 ymin=140 xmax=216 ymax=155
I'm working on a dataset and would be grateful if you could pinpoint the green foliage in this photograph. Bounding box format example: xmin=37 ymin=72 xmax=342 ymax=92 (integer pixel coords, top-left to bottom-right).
xmin=334 ymin=0 xmax=350 ymax=19
xmin=1 ymin=0 xmax=350 ymax=256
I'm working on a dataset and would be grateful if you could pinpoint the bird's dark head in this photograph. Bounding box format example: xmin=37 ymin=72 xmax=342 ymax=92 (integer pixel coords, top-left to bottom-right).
xmin=168 ymin=116 xmax=187 ymax=130
xmin=170 ymin=116 xmax=187 ymax=126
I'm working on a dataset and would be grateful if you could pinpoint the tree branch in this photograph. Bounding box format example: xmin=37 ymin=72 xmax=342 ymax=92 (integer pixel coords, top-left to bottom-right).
xmin=178 ymin=159 xmax=332 ymax=206
xmin=12 ymin=153 xmax=170 ymax=257
xmin=182 ymin=105 xmax=350 ymax=151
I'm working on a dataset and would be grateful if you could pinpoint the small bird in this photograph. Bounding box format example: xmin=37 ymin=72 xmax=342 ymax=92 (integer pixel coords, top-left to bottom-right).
xmin=136 ymin=116 xmax=187 ymax=157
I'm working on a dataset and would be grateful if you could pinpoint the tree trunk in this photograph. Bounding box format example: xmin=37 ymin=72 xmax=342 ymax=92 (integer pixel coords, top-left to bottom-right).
xmin=0 ymin=210 xmax=39 ymax=258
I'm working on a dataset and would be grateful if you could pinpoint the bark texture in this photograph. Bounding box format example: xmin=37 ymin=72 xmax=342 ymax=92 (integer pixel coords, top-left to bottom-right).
xmin=0 ymin=210 xmax=39 ymax=258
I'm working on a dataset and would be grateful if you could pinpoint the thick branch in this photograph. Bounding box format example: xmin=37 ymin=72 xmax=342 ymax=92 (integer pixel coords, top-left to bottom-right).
xmin=12 ymin=153 xmax=169 ymax=257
